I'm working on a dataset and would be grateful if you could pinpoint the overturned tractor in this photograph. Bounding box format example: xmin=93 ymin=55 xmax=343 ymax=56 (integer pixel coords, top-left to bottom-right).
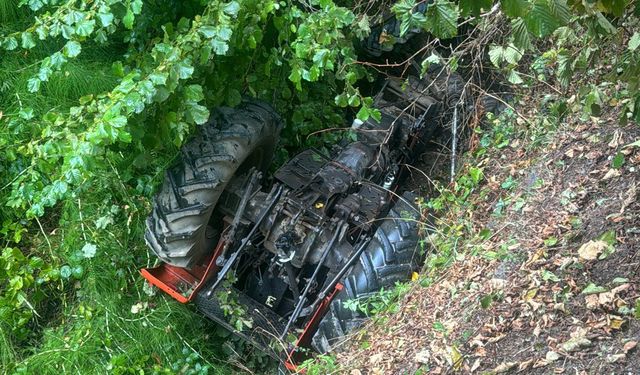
xmin=141 ymin=62 xmax=466 ymax=369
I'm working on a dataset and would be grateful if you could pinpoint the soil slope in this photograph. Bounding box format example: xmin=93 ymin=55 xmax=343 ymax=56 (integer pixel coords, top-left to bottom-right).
xmin=333 ymin=100 xmax=640 ymax=374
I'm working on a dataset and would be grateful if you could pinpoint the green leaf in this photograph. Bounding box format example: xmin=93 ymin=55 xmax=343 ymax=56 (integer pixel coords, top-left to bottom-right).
xmin=123 ymin=9 xmax=135 ymax=29
xmin=335 ymin=93 xmax=348 ymax=107
xmin=75 ymin=19 xmax=95 ymax=37
xmin=356 ymin=106 xmax=371 ymax=121
xmin=211 ymin=39 xmax=229 ymax=55
xmin=544 ymin=236 xmax=558 ymax=246
xmin=224 ymin=1 xmax=240 ymax=16
xmin=21 ymin=32 xmax=36 ymax=49
xmin=199 ymin=26 xmax=217 ymax=38
xmin=524 ymin=0 xmax=568 ymax=37
xmin=500 ymin=0 xmax=530 ymax=17
xmin=541 ymin=270 xmax=560 ymax=282
xmin=184 ymin=85 xmax=204 ymax=102
xmin=480 ymin=294 xmax=493 ymax=308
xmin=81 ymin=243 xmax=97 ymax=258
xmin=19 ymin=108 xmax=34 ymax=120
xmin=506 ymin=69 xmax=524 ymax=84
xmin=3 ymin=36 xmax=18 ymax=50
xmin=599 ymin=230 xmax=617 ymax=246
xmin=624 ymin=139 xmax=640 ymax=149
xmin=187 ymin=104 xmax=210 ymax=125
xmin=468 ymin=167 xmax=483 ymax=184
xmin=489 ymin=45 xmax=523 ymax=67
xmin=611 ymin=152 xmax=625 ymax=169
xmin=131 ymin=0 xmax=143 ymax=14
xmin=27 ymin=77 xmax=40 ymax=92
xmin=511 ymin=18 xmax=533 ymax=50
xmin=581 ymin=283 xmax=607 ymax=295
xmin=425 ymin=0 xmax=460 ymax=38
xmin=97 ymin=12 xmax=114 ymax=27
xmin=63 ymin=40 xmax=82 ymax=58
xmin=60 ymin=265 xmax=72 ymax=279
xmin=629 ymin=32 xmax=640 ymax=51
xmin=175 ymin=60 xmax=194 ymax=79
xmin=226 ymin=89 xmax=242 ymax=106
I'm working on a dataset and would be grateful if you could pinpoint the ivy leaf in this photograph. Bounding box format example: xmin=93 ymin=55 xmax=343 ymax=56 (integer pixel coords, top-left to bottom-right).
xmin=356 ymin=106 xmax=371 ymax=121
xmin=81 ymin=243 xmax=97 ymax=258
xmin=63 ymin=40 xmax=82 ymax=58
xmin=218 ymin=26 xmax=232 ymax=41
xmin=123 ymin=9 xmax=135 ymax=29
xmin=425 ymin=0 xmax=460 ymax=39
xmin=211 ymin=39 xmax=229 ymax=55
xmin=76 ymin=19 xmax=96 ymax=37
xmin=187 ymin=104 xmax=210 ymax=125
xmin=60 ymin=265 xmax=72 ymax=279
xmin=175 ymin=60 xmax=195 ymax=79
xmin=97 ymin=12 xmax=114 ymax=27
xmin=184 ymin=84 xmax=204 ymax=102
xmin=3 ymin=36 xmax=18 ymax=50
xmin=27 ymin=77 xmax=40 ymax=93
xmin=199 ymin=26 xmax=217 ymax=38
xmin=18 ymin=107 xmax=34 ymax=120
xmin=21 ymin=32 xmax=36 ymax=49
xmin=131 ymin=0 xmax=143 ymax=14
xmin=224 ymin=1 xmax=240 ymax=16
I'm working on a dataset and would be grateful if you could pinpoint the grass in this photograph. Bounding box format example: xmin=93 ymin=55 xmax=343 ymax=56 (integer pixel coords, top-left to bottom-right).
xmin=0 ymin=5 xmax=248 ymax=374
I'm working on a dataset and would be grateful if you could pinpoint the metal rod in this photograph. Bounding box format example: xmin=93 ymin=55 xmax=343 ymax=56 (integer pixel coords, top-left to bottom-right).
xmin=219 ymin=169 xmax=261 ymax=260
xmin=205 ymin=185 xmax=284 ymax=298
xmin=280 ymin=221 xmax=347 ymax=339
xmin=304 ymin=236 xmax=371 ymax=315
xmin=450 ymin=104 xmax=458 ymax=183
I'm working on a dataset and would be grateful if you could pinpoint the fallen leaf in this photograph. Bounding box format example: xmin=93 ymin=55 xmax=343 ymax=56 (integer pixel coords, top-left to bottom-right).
xmin=492 ymin=362 xmax=517 ymax=373
xmin=414 ymin=349 xmax=430 ymax=364
xmin=578 ymin=240 xmax=608 ymax=260
xmin=524 ymin=288 xmax=538 ymax=301
xmin=561 ymin=336 xmax=591 ymax=352
xmin=518 ymin=359 xmax=533 ymax=371
xmin=606 ymin=353 xmax=625 ymax=363
xmin=546 ymin=351 xmax=560 ymax=362
xmin=623 ymin=341 xmax=637 ymax=353
xmin=449 ymin=345 xmax=463 ymax=370
xmin=470 ymin=358 xmax=481 ymax=372
xmin=585 ymin=294 xmax=600 ymax=309
xmin=369 ymin=353 xmax=383 ymax=366
xmin=609 ymin=315 xmax=625 ymax=330
xmin=603 ymin=169 xmax=621 ymax=180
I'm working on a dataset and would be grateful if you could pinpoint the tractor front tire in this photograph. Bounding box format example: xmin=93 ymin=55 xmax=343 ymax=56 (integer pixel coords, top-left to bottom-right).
xmin=145 ymin=100 xmax=282 ymax=268
xmin=312 ymin=193 xmax=423 ymax=353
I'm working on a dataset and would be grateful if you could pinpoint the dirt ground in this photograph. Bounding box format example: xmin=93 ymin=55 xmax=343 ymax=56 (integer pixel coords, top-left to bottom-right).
xmin=334 ymin=105 xmax=640 ymax=374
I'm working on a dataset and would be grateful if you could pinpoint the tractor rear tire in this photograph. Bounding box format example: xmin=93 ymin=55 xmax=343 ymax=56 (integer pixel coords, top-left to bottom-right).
xmin=311 ymin=193 xmax=423 ymax=353
xmin=145 ymin=100 xmax=282 ymax=268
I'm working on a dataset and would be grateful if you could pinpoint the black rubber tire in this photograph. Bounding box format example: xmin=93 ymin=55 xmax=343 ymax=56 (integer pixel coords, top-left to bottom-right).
xmin=311 ymin=193 xmax=423 ymax=353
xmin=145 ymin=100 xmax=282 ymax=268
